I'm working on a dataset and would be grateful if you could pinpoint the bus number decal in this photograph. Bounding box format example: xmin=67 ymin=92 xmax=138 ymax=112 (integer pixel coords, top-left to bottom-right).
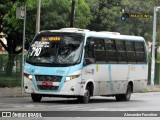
xmin=30 ymin=47 xmax=42 ymax=56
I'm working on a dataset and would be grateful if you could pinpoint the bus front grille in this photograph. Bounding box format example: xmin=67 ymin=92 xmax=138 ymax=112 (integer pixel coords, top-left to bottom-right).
xmin=35 ymin=75 xmax=62 ymax=82
xmin=35 ymin=75 xmax=62 ymax=91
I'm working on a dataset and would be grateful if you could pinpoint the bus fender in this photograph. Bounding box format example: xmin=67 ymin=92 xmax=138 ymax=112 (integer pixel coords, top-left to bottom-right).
xmin=126 ymin=80 xmax=134 ymax=93
xmin=79 ymin=79 xmax=95 ymax=96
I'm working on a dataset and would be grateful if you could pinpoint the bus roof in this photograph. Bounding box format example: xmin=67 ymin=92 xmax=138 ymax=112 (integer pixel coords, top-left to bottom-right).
xmin=85 ymin=32 xmax=145 ymax=41
xmin=40 ymin=28 xmax=145 ymax=41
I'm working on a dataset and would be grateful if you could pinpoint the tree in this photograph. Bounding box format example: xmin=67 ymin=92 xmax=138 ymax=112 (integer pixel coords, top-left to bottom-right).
xmin=0 ymin=0 xmax=24 ymax=76
xmin=86 ymin=0 xmax=122 ymax=31
xmin=0 ymin=0 xmax=91 ymax=76
xmin=120 ymin=0 xmax=160 ymax=39
xmin=86 ymin=0 xmax=160 ymax=42
xmin=40 ymin=0 xmax=91 ymax=30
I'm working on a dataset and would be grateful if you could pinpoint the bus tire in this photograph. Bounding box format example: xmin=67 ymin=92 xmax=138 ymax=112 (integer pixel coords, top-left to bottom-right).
xmin=31 ymin=93 xmax=42 ymax=102
xmin=116 ymin=84 xmax=132 ymax=101
xmin=77 ymin=86 xmax=90 ymax=103
xmin=123 ymin=84 xmax=132 ymax=101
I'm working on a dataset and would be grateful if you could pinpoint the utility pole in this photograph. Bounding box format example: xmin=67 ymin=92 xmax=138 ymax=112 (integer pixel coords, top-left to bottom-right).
xmin=151 ymin=6 xmax=160 ymax=86
xmin=21 ymin=0 xmax=26 ymax=95
xmin=36 ymin=0 xmax=41 ymax=34
xmin=70 ymin=0 xmax=76 ymax=27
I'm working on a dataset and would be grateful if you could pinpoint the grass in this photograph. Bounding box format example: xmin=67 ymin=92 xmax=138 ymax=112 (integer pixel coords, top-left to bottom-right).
xmin=139 ymin=85 xmax=160 ymax=93
xmin=139 ymin=88 xmax=150 ymax=93
xmin=0 ymin=78 xmax=21 ymax=87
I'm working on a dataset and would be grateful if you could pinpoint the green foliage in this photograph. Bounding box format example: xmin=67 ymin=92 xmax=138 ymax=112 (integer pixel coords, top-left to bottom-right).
xmin=120 ymin=0 xmax=158 ymax=39
xmin=0 ymin=77 xmax=21 ymax=87
xmin=1 ymin=1 xmax=23 ymax=54
xmin=157 ymin=53 xmax=160 ymax=62
xmin=40 ymin=0 xmax=70 ymax=30
xmin=87 ymin=0 xmax=160 ymax=42
xmin=3 ymin=2 xmax=23 ymax=35
xmin=139 ymin=88 xmax=149 ymax=93
xmin=148 ymin=52 xmax=160 ymax=63
xmin=0 ymin=54 xmax=21 ymax=87
xmin=74 ymin=0 xmax=92 ymax=28
xmin=25 ymin=0 xmax=91 ymax=41
xmin=40 ymin=0 xmax=91 ymax=30
xmin=0 ymin=54 xmax=8 ymax=69
xmin=87 ymin=0 xmax=122 ymax=31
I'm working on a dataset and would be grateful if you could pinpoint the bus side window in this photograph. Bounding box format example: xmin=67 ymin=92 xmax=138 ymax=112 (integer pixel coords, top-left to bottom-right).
xmin=135 ymin=42 xmax=146 ymax=63
xmin=126 ymin=41 xmax=136 ymax=63
xmin=93 ymin=38 xmax=106 ymax=63
xmin=115 ymin=40 xmax=127 ymax=63
xmin=105 ymin=39 xmax=117 ymax=63
xmin=84 ymin=38 xmax=95 ymax=66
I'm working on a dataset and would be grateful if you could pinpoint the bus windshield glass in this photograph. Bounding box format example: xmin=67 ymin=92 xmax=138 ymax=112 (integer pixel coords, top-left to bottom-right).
xmin=26 ymin=33 xmax=84 ymax=66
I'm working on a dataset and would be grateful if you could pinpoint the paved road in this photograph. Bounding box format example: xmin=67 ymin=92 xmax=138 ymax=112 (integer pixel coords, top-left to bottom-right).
xmin=0 ymin=92 xmax=160 ymax=119
xmin=0 ymin=92 xmax=160 ymax=111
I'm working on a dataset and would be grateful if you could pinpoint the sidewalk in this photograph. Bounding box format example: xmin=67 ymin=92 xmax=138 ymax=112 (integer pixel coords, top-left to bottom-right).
xmin=0 ymin=87 xmax=29 ymax=98
xmin=0 ymin=85 xmax=160 ymax=98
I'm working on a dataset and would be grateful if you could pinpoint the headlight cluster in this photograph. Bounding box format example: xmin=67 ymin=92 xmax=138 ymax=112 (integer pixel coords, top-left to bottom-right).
xmin=24 ymin=73 xmax=32 ymax=80
xmin=65 ymin=75 xmax=80 ymax=82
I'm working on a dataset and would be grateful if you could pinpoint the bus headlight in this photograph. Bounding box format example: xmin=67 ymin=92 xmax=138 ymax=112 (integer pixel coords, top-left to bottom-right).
xmin=24 ymin=73 xmax=32 ymax=80
xmin=65 ymin=75 xmax=80 ymax=82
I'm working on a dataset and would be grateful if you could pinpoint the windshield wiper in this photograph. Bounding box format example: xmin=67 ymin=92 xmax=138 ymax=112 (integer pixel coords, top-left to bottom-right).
xmin=26 ymin=61 xmax=72 ymax=67
xmin=26 ymin=61 xmax=52 ymax=66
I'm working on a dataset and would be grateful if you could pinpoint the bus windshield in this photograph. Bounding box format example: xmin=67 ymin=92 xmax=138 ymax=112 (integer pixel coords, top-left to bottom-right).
xmin=26 ymin=33 xmax=84 ymax=66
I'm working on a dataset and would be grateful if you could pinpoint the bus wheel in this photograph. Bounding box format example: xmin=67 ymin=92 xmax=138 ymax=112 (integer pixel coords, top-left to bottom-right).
xmin=116 ymin=84 xmax=132 ymax=101
xmin=123 ymin=84 xmax=132 ymax=101
xmin=31 ymin=93 xmax=42 ymax=102
xmin=77 ymin=86 xmax=90 ymax=103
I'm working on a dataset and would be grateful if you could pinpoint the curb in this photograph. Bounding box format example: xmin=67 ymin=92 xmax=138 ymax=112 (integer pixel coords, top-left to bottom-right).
xmin=0 ymin=87 xmax=29 ymax=98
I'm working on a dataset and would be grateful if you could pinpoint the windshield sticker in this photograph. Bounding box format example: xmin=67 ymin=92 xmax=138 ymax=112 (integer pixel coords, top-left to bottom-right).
xmin=30 ymin=42 xmax=50 ymax=56
xmin=31 ymin=41 xmax=49 ymax=48
xmin=30 ymin=47 xmax=42 ymax=56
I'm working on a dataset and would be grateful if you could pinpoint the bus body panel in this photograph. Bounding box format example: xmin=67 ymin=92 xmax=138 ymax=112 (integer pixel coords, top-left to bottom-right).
xmin=129 ymin=64 xmax=148 ymax=92
xmin=81 ymin=64 xmax=148 ymax=96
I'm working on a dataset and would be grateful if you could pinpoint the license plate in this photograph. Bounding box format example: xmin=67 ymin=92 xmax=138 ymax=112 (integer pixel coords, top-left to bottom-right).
xmin=42 ymin=82 xmax=53 ymax=86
